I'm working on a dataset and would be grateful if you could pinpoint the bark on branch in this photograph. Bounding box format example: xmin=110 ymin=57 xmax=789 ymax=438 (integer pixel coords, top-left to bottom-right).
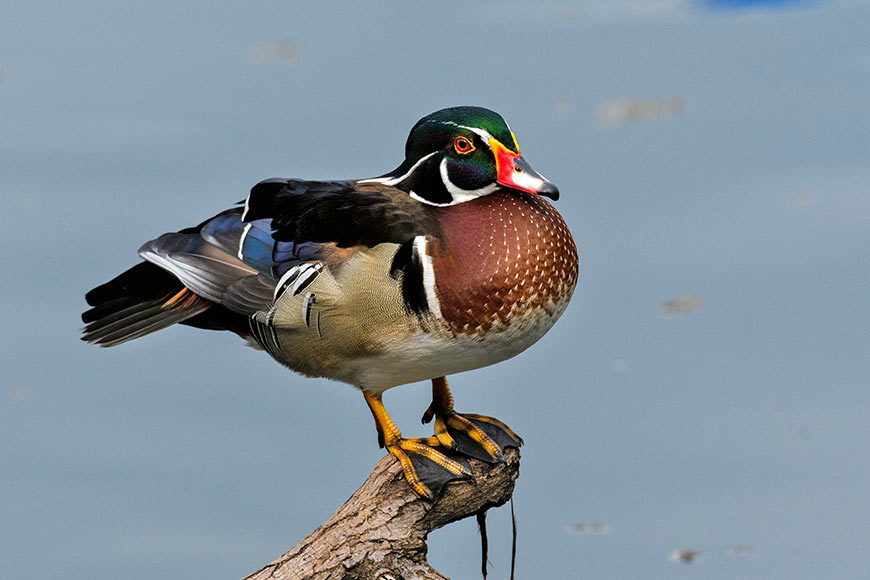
xmin=243 ymin=447 xmax=521 ymax=580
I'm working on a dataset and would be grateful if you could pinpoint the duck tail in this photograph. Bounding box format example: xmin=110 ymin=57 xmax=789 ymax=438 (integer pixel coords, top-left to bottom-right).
xmin=81 ymin=262 xmax=212 ymax=347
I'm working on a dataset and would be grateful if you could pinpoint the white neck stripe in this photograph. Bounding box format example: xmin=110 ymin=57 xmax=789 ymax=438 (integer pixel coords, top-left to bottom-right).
xmin=439 ymin=158 xmax=498 ymax=203
xmin=409 ymin=190 xmax=451 ymax=206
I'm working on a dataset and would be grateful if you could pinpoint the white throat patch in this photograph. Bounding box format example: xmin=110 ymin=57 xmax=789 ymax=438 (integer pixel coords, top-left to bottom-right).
xmin=438 ymin=158 xmax=498 ymax=203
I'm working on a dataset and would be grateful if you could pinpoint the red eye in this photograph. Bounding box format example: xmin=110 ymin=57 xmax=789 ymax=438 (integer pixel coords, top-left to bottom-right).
xmin=454 ymin=136 xmax=475 ymax=154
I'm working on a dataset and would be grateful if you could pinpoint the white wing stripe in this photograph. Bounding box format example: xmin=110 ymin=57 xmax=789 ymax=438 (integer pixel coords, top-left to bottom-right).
xmin=273 ymin=262 xmax=324 ymax=301
xmin=238 ymin=223 xmax=253 ymax=261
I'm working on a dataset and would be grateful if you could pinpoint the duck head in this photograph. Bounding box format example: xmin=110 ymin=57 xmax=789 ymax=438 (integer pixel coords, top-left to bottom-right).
xmin=362 ymin=106 xmax=559 ymax=206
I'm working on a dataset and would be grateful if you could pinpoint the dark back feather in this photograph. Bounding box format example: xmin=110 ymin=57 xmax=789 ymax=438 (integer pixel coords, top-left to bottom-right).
xmin=242 ymin=179 xmax=441 ymax=247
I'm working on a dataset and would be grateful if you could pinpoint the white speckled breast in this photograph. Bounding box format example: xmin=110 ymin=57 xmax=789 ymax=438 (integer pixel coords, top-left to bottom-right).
xmin=431 ymin=191 xmax=578 ymax=336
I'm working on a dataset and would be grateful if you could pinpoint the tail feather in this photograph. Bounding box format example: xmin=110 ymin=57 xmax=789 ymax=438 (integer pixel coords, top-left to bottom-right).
xmin=84 ymin=261 xmax=178 ymax=309
xmin=82 ymin=287 xmax=212 ymax=347
xmin=82 ymin=262 xmax=212 ymax=347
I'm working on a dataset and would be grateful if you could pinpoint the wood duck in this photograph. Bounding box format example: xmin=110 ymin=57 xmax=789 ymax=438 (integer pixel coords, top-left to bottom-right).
xmin=82 ymin=106 xmax=579 ymax=499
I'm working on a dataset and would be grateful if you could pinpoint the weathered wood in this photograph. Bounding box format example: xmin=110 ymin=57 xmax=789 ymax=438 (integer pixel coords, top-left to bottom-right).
xmin=244 ymin=448 xmax=520 ymax=580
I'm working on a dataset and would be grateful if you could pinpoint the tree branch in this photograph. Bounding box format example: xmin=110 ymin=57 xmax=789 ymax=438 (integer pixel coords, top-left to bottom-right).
xmin=243 ymin=447 xmax=520 ymax=580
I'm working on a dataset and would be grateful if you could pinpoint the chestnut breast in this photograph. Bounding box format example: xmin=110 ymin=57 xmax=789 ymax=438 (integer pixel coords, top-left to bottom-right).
xmin=431 ymin=191 xmax=578 ymax=335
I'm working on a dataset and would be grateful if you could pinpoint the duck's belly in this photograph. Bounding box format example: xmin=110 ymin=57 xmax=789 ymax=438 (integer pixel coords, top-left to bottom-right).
xmin=344 ymin=294 xmax=572 ymax=393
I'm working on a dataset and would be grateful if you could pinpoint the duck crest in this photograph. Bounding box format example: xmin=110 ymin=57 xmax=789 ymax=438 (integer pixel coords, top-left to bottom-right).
xmin=429 ymin=191 xmax=578 ymax=336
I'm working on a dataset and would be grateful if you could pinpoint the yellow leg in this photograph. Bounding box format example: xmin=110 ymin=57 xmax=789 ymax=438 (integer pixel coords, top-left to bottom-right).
xmin=364 ymin=390 xmax=471 ymax=500
xmin=421 ymin=377 xmax=523 ymax=462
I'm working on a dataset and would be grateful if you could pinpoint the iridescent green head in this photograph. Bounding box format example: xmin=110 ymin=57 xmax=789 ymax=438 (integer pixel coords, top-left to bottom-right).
xmin=361 ymin=106 xmax=559 ymax=206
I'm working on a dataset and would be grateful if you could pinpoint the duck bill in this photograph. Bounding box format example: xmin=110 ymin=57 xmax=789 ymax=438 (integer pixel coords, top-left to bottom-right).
xmin=491 ymin=138 xmax=560 ymax=200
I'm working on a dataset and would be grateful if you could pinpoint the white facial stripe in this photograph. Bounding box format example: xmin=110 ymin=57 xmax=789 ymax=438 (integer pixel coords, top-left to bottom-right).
xmin=358 ymin=151 xmax=437 ymax=186
xmin=437 ymin=121 xmax=496 ymax=150
xmin=457 ymin=125 xmax=495 ymax=149
xmin=414 ymin=236 xmax=442 ymax=319
xmin=439 ymin=158 xmax=498 ymax=203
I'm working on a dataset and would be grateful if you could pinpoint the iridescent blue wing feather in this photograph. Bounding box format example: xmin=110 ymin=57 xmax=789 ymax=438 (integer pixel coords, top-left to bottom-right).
xmin=199 ymin=208 xmax=326 ymax=280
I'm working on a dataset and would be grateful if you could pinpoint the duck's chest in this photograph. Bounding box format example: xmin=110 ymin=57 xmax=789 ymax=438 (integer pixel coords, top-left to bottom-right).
xmin=430 ymin=192 xmax=578 ymax=336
